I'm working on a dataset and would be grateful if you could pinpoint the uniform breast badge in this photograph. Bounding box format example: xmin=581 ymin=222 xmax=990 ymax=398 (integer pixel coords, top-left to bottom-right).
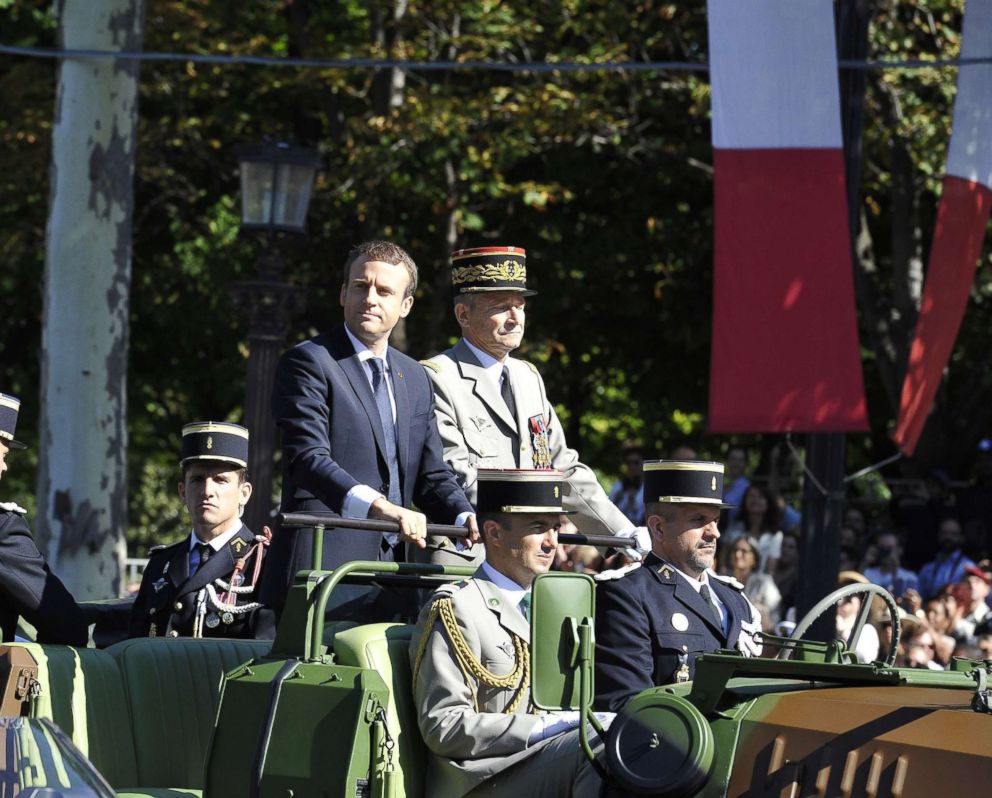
xmin=528 ymin=414 xmax=552 ymax=469
xmin=148 ymin=623 xmax=157 ymax=637
xmin=205 ymin=613 xmax=221 ymax=629
xmin=152 ymin=577 xmax=167 ymax=593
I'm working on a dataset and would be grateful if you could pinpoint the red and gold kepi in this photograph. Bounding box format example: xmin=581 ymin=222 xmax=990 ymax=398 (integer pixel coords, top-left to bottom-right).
xmin=181 ymin=421 xmax=249 ymax=469
xmin=450 ymin=246 xmax=536 ymax=295
xmin=642 ymin=460 xmax=734 ymax=508
xmin=476 ymin=468 xmax=571 ymax=514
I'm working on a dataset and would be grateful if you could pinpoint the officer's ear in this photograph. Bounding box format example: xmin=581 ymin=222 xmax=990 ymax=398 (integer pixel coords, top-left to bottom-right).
xmin=453 ymin=298 xmax=472 ymax=330
xmin=239 ymin=480 xmax=252 ymax=511
xmin=481 ymin=518 xmax=503 ymax=548
xmin=646 ymin=513 xmax=665 ymax=544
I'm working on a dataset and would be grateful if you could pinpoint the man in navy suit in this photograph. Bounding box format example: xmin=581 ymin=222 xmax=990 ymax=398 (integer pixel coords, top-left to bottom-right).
xmin=594 ymin=459 xmax=762 ymax=711
xmin=261 ymin=241 xmax=477 ymax=611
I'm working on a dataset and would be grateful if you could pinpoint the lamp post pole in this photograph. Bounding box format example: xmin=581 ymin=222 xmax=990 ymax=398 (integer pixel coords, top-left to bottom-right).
xmin=232 ymin=252 xmax=305 ymax=536
xmin=235 ymin=141 xmax=320 ymax=537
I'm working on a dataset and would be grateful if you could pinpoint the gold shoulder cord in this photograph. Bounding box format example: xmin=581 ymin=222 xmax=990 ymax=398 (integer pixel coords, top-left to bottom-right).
xmin=413 ymin=597 xmax=529 ymax=714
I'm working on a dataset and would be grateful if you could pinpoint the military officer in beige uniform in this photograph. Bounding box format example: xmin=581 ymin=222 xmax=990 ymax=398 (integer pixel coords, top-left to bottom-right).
xmin=410 ymin=468 xmax=613 ymax=797
xmin=420 ymin=246 xmax=647 ymax=565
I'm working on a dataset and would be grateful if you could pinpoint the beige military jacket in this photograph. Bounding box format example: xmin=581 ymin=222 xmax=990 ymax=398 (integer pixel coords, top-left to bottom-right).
xmin=419 ymin=339 xmax=630 ymax=564
xmin=408 ymin=572 xmax=543 ymax=796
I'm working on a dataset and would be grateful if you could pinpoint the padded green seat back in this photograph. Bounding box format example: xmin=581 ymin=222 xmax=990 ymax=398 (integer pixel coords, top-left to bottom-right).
xmin=108 ymin=637 xmax=270 ymax=789
xmin=10 ymin=642 xmax=138 ymax=787
xmin=333 ymin=623 xmax=423 ymax=798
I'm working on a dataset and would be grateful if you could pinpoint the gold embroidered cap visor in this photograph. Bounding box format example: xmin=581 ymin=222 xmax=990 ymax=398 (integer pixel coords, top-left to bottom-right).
xmin=450 ymin=246 xmax=537 ymax=296
xmin=180 ymin=421 xmax=249 ymax=468
xmin=642 ymin=460 xmax=734 ymax=508
xmin=476 ymin=468 xmax=572 ymax=514
xmin=0 ymin=393 xmax=27 ymax=450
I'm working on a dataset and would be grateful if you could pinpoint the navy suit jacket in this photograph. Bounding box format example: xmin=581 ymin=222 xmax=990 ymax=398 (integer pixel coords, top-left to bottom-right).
xmin=260 ymin=324 xmax=473 ymax=606
xmin=594 ymin=553 xmax=752 ymax=711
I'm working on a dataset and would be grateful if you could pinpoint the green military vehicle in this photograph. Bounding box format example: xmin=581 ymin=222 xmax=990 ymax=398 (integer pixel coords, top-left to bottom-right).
xmin=1 ymin=518 xmax=990 ymax=797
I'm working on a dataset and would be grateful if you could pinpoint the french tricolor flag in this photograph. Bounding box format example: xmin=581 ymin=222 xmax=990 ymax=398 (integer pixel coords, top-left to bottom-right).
xmin=894 ymin=0 xmax=992 ymax=456
xmin=707 ymin=0 xmax=868 ymax=433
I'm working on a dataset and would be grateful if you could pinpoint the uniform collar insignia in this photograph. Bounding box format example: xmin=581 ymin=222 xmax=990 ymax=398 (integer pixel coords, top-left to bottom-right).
xmin=0 ymin=501 xmax=27 ymax=514
xmin=231 ymin=537 xmax=247 ymax=553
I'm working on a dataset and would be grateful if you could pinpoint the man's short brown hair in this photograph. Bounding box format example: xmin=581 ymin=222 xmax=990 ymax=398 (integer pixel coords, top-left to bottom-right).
xmin=342 ymin=240 xmax=418 ymax=298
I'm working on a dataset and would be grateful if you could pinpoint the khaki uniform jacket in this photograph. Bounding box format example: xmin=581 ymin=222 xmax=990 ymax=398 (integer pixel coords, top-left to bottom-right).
xmin=420 ymin=340 xmax=630 ymax=563
xmin=409 ymin=571 xmax=549 ymax=797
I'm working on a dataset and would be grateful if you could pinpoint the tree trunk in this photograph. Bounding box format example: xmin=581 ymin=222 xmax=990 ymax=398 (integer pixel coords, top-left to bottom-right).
xmin=37 ymin=0 xmax=144 ymax=599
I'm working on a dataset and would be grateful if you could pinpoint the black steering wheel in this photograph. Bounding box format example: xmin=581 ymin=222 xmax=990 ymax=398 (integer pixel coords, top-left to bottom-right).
xmin=779 ymin=582 xmax=900 ymax=665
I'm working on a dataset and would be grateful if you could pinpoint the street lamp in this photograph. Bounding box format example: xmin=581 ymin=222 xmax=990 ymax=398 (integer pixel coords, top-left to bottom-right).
xmin=234 ymin=141 xmax=320 ymax=537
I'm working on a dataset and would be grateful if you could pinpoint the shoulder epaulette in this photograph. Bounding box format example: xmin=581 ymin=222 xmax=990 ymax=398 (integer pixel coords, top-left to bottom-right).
xmin=595 ymin=562 xmax=642 ymax=581
xmin=433 ymin=579 xmax=468 ymax=598
xmin=420 ymin=358 xmax=441 ymax=373
xmin=147 ymin=541 xmax=179 ymax=555
xmin=0 ymin=501 xmax=27 ymax=515
xmin=710 ymin=572 xmax=745 ymax=591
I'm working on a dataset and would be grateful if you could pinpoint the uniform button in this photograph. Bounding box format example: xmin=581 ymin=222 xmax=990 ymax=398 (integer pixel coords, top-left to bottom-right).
xmin=682 ymin=645 xmax=688 ymax=652
xmin=174 ymin=601 xmax=183 ymax=611
xmin=520 ymin=442 xmax=527 ymax=450
xmin=479 ymin=448 xmax=487 ymax=456
xmin=169 ymin=630 xmax=179 ymax=638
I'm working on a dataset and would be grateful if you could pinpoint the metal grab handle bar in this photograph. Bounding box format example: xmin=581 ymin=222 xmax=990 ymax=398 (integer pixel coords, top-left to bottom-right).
xmin=278 ymin=511 xmax=634 ymax=548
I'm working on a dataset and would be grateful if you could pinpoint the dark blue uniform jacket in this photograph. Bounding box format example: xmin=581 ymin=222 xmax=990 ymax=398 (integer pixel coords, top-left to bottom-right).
xmin=594 ymin=552 xmax=753 ymax=711
xmin=0 ymin=505 xmax=88 ymax=646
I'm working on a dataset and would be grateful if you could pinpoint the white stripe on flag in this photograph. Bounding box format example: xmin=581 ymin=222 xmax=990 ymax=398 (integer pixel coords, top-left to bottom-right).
xmin=947 ymin=0 xmax=992 ymax=187
xmin=708 ymin=0 xmax=842 ymax=149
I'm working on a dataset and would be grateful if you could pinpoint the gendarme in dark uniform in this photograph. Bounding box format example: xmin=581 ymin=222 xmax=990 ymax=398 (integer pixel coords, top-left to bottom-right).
xmin=129 ymin=422 xmax=270 ymax=639
xmin=594 ymin=460 xmax=762 ymax=711
xmin=0 ymin=392 xmax=88 ymax=645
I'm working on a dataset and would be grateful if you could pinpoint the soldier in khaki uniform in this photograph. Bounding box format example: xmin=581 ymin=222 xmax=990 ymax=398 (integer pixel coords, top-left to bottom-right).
xmin=409 ymin=469 xmax=613 ymax=797
xmin=420 ymin=246 xmax=647 ymax=565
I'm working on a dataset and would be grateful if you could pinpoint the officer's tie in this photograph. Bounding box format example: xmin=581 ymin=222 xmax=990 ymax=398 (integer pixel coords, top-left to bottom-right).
xmin=518 ymin=591 xmax=532 ymax=622
xmin=500 ymin=365 xmax=517 ymax=419
xmin=189 ymin=542 xmax=211 ymax=577
xmin=699 ymin=582 xmax=724 ymax=633
xmin=368 ymin=358 xmax=402 ymax=505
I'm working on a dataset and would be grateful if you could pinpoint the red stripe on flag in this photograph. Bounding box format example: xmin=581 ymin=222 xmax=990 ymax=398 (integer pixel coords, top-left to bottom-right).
xmin=709 ymin=148 xmax=868 ymax=433
xmin=893 ymin=175 xmax=992 ymax=455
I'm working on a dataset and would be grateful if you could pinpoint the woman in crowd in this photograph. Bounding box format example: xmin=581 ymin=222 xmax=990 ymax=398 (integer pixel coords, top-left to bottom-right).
xmin=726 ymin=484 xmax=783 ymax=573
xmin=720 ymin=535 xmax=782 ymax=630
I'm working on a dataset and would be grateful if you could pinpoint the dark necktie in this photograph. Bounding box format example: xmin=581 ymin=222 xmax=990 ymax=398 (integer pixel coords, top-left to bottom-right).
xmin=500 ymin=365 xmax=517 ymax=420
xmin=368 ymin=358 xmax=402 ymax=505
xmin=699 ymin=582 xmax=724 ymax=632
xmin=189 ymin=542 xmax=211 ymax=577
